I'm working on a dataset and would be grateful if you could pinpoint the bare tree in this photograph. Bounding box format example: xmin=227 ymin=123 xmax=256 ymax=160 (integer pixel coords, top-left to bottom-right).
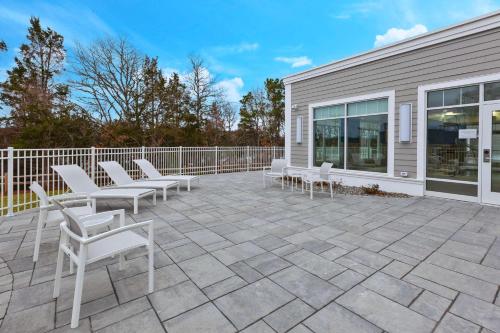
xmin=71 ymin=38 xmax=143 ymax=123
xmin=184 ymin=56 xmax=221 ymax=128
xmin=220 ymin=101 xmax=237 ymax=131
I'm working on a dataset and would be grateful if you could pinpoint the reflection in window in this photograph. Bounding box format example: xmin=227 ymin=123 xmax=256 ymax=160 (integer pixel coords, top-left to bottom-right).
xmin=485 ymin=82 xmax=500 ymax=101
xmin=427 ymin=85 xmax=479 ymax=107
xmin=313 ymin=98 xmax=388 ymax=172
xmin=347 ymin=115 xmax=388 ymax=172
xmin=426 ymin=106 xmax=479 ymax=183
xmin=314 ymin=119 xmax=344 ymax=168
xmin=492 ymin=111 xmax=500 ymax=193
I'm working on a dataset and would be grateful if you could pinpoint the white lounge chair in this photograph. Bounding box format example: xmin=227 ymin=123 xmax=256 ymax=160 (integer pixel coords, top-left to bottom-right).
xmin=263 ymin=159 xmax=287 ymax=189
xmin=303 ymin=162 xmax=334 ymax=200
xmin=53 ymin=208 xmax=154 ymax=328
xmin=52 ymin=165 xmax=156 ymax=214
xmin=98 ymin=161 xmax=179 ymax=201
xmin=133 ymin=159 xmax=199 ymax=191
xmin=29 ymin=182 xmax=114 ymax=262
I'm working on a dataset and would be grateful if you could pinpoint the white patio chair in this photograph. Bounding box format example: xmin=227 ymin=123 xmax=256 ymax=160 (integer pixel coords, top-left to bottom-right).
xmin=98 ymin=161 xmax=179 ymax=201
xmin=263 ymin=159 xmax=287 ymax=189
xmin=29 ymin=182 xmax=114 ymax=262
xmin=303 ymin=162 xmax=334 ymax=200
xmin=52 ymin=165 xmax=156 ymax=214
xmin=53 ymin=208 xmax=154 ymax=328
xmin=133 ymin=159 xmax=199 ymax=192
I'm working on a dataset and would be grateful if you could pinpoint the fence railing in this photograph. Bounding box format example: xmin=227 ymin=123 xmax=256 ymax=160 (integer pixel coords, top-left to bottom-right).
xmin=0 ymin=146 xmax=284 ymax=216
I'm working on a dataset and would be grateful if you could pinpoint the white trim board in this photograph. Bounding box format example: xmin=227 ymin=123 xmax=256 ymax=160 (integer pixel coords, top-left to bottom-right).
xmin=307 ymin=90 xmax=395 ymax=177
xmin=284 ymin=84 xmax=292 ymax=165
xmin=284 ymin=11 xmax=500 ymax=84
xmin=332 ymin=172 xmax=424 ymax=196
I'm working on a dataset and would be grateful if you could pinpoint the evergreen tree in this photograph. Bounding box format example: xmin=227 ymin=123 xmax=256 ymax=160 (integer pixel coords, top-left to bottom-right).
xmin=0 ymin=17 xmax=93 ymax=147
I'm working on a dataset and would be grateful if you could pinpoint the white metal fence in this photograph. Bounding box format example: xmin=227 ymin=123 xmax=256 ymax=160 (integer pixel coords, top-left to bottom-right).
xmin=0 ymin=146 xmax=284 ymax=216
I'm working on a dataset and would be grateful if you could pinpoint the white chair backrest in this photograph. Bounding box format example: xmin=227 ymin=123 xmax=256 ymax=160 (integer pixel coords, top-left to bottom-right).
xmin=270 ymin=159 xmax=287 ymax=173
xmin=319 ymin=162 xmax=333 ymax=180
xmin=133 ymin=159 xmax=162 ymax=178
xmin=52 ymin=165 xmax=99 ymax=194
xmin=30 ymin=182 xmax=50 ymax=207
xmin=98 ymin=161 xmax=134 ymax=185
xmin=61 ymin=208 xmax=88 ymax=241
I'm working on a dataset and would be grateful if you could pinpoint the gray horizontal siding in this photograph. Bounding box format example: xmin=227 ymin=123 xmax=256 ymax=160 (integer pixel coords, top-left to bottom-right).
xmin=290 ymin=27 xmax=500 ymax=177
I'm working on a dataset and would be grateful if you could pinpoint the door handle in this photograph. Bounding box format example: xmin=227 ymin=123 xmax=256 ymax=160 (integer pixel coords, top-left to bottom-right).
xmin=484 ymin=149 xmax=491 ymax=163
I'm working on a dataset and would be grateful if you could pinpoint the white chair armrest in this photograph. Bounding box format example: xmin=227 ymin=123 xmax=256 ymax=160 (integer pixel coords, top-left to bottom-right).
xmin=50 ymin=192 xmax=88 ymax=202
xmin=79 ymin=209 xmax=124 ymax=223
xmin=83 ymin=220 xmax=154 ymax=244
xmin=58 ymin=198 xmax=94 ymax=207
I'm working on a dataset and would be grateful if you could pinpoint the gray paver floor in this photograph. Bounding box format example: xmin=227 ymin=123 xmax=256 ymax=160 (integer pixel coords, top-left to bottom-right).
xmin=1 ymin=171 xmax=500 ymax=332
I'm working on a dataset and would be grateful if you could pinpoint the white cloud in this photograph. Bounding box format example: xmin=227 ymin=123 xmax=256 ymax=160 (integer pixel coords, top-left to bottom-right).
xmin=274 ymin=56 xmax=312 ymax=68
xmin=216 ymin=77 xmax=244 ymax=103
xmin=374 ymin=24 xmax=428 ymax=47
xmin=234 ymin=42 xmax=259 ymax=53
xmin=212 ymin=42 xmax=259 ymax=55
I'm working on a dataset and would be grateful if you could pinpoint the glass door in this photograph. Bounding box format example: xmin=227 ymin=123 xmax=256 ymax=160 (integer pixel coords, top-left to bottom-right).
xmin=481 ymin=104 xmax=500 ymax=204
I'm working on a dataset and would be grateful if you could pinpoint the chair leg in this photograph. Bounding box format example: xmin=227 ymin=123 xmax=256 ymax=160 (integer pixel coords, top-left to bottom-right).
xmin=91 ymin=199 xmax=97 ymax=214
xmin=330 ymin=181 xmax=334 ymax=199
xmin=133 ymin=197 xmax=138 ymax=215
xmin=310 ymin=182 xmax=314 ymax=200
xmin=70 ymin=258 xmax=86 ymax=328
xmin=152 ymin=192 xmax=157 ymax=206
xmin=281 ymin=177 xmax=284 ymax=190
xmin=33 ymin=211 xmax=46 ymax=262
xmin=148 ymin=226 xmax=155 ymax=293
xmin=119 ymin=254 xmax=126 ymax=270
xmin=177 ymin=183 xmax=180 ymax=193
xmin=321 ymin=182 xmax=324 ymax=192
xmin=188 ymin=180 xmax=191 ymax=192
xmin=53 ymin=245 xmax=65 ymax=298
xmin=163 ymin=188 xmax=167 ymax=201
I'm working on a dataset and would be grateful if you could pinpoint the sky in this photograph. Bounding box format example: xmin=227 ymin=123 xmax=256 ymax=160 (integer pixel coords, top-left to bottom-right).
xmin=1 ymin=0 xmax=500 ymax=103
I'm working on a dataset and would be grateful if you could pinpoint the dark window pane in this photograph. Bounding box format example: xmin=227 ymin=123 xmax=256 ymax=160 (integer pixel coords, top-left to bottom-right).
xmin=346 ymin=114 xmax=387 ymax=173
xmin=443 ymin=88 xmax=460 ymax=106
xmin=426 ymin=106 xmax=479 ymax=182
xmin=427 ymin=90 xmax=443 ymax=107
xmin=485 ymin=82 xmax=500 ymax=101
xmin=426 ymin=180 xmax=477 ymax=196
xmin=461 ymin=85 xmax=479 ymax=104
xmin=314 ymin=119 xmax=344 ymax=168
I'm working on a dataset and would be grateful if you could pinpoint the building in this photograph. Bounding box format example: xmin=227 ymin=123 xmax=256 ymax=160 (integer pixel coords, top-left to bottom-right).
xmin=284 ymin=11 xmax=500 ymax=205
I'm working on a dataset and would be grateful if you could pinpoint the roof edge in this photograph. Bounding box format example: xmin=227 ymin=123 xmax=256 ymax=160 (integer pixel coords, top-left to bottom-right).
xmin=283 ymin=10 xmax=500 ymax=85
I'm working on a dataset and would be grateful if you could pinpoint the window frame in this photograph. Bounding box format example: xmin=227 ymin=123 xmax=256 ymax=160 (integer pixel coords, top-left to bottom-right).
xmin=308 ymin=90 xmax=395 ymax=176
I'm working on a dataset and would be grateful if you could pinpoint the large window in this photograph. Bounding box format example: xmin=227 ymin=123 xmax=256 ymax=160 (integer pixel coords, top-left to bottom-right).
xmin=313 ymin=98 xmax=388 ymax=173
xmin=426 ymin=85 xmax=479 ymax=196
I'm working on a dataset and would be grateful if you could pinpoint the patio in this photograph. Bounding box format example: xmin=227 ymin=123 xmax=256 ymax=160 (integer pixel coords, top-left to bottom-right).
xmin=0 ymin=171 xmax=500 ymax=333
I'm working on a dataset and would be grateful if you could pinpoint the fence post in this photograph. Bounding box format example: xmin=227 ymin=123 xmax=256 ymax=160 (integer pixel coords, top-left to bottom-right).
xmin=246 ymin=146 xmax=250 ymax=172
xmin=273 ymin=146 xmax=276 ymax=159
xmin=90 ymin=146 xmax=96 ymax=182
xmin=179 ymin=146 xmax=182 ymax=175
xmin=141 ymin=146 xmax=145 ymax=159
xmin=7 ymin=147 xmax=14 ymax=216
xmin=215 ymin=146 xmax=218 ymax=175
